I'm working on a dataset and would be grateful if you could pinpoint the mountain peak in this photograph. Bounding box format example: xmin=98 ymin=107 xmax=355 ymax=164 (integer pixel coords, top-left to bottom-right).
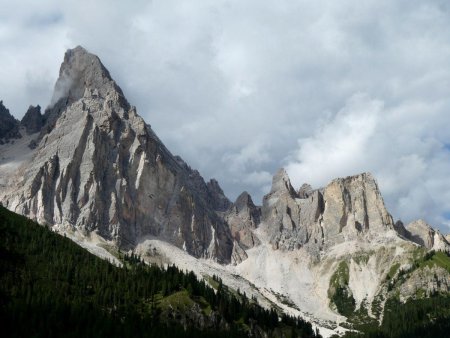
xmin=0 ymin=101 xmax=20 ymax=141
xmin=49 ymin=46 xmax=126 ymax=109
xmin=1 ymin=46 xmax=234 ymax=263
xmin=225 ymin=190 xmax=261 ymax=255
xmin=322 ymin=170 xmax=394 ymax=239
xmin=269 ymin=168 xmax=297 ymax=197
xmin=21 ymin=105 xmax=43 ymax=134
xmin=40 ymin=46 xmax=131 ymax=137
xmin=206 ymin=179 xmax=232 ymax=212
xmin=69 ymin=45 xmax=89 ymax=55
xmin=331 ymin=171 xmax=375 ymax=185
xmin=405 ymin=219 xmax=450 ymax=251
xmin=234 ymin=191 xmax=256 ymax=211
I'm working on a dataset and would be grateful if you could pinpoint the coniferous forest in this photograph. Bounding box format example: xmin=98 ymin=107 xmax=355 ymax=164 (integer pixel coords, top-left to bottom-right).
xmin=336 ymin=295 xmax=450 ymax=338
xmin=0 ymin=206 xmax=320 ymax=338
xmin=2 ymin=204 xmax=450 ymax=338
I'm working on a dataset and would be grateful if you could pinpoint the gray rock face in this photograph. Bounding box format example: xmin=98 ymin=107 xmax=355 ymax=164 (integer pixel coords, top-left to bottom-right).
xmin=399 ymin=266 xmax=450 ymax=300
xmin=171 ymin=157 xmax=232 ymax=214
xmin=21 ymin=105 xmax=44 ymax=134
xmin=261 ymin=170 xmax=395 ymax=253
xmin=321 ymin=172 xmax=394 ymax=242
xmin=298 ymin=183 xmax=313 ymax=198
xmin=0 ymin=101 xmax=20 ymax=143
xmin=225 ymin=191 xmax=261 ymax=251
xmin=0 ymin=46 xmax=233 ymax=263
xmin=231 ymin=240 xmax=248 ymax=264
xmin=261 ymin=169 xmax=324 ymax=252
xmin=404 ymin=219 xmax=450 ymax=252
xmin=267 ymin=168 xmax=298 ymax=198
xmin=206 ymin=179 xmax=232 ymax=212
xmin=41 ymin=45 xmax=129 ymax=139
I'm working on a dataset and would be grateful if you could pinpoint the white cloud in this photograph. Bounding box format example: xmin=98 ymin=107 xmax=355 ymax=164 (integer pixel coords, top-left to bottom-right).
xmin=242 ymin=171 xmax=272 ymax=186
xmin=2 ymin=0 xmax=450 ymax=231
xmin=286 ymin=93 xmax=450 ymax=230
xmin=222 ymin=139 xmax=271 ymax=174
xmin=286 ymin=93 xmax=381 ymax=187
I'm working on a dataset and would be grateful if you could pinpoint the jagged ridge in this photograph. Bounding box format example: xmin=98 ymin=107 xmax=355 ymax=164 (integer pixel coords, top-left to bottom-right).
xmin=0 ymin=46 xmax=233 ymax=263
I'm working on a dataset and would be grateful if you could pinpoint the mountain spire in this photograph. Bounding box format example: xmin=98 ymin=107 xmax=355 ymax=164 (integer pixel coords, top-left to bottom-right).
xmin=49 ymin=46 xmax=126 ymax=108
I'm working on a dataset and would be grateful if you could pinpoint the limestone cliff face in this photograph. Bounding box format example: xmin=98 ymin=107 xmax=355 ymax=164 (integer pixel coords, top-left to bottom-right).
xmin=261 ymin=170 xmax=395 ymax=253
xmin=0 ymin=46 xmax=233 ymax=263
xmin=404 ymin=219 xmax=450 ymax=252
xmin=223 ymin=191 xmax=261 ymax=264
xmin=225 ymin=192 xmax=261 ymax=249
xmin=261 ymin=169 xmax=324 ymax=253
xmin=321 ymin=172 xmax=395 ymax=242
xmin=399 ymin=265 xmax=450 ymax=300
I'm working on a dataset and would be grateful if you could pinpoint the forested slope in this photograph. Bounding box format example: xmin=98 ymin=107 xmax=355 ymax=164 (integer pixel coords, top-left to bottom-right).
xmin=0 ymin=206 xmax=320 ymax=338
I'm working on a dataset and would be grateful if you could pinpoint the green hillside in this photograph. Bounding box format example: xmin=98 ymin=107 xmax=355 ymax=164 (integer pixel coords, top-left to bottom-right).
xmin=0 ymin=205 xmax=320 ymax=338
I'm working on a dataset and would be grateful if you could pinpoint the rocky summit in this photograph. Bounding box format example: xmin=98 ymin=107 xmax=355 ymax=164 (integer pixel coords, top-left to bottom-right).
xmin=0 ymin=46 xmax=233 ymax=263
xmin=1 ymin=46 xmax=450 ymax=337
xmin=260 ymin=170 xmax=397 ymax=257
xmin=21 ymin=105 xmax=44 ymax=135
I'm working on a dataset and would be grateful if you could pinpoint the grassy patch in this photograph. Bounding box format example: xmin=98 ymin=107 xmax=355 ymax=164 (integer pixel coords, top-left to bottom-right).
xmin=193 ymin=295 xmax=212 ymax=316
xmin=98 ymin=242 xmax=121 ymax=260
xmin=352 ymin=253 xmax=371 ymax=265
xmin=204 ymin=275 xmax=220 ymax=290
xmin=415 ymin=288 xmax=426 ymax=299
xmin=330 ymin=261 xmax=350 ymax=288
xmin=420 ymin=251 xmax=450 ymax=273
xmin=328 ymin=261 xmax=355 ymax=317
xmin=389 ymin=250 xmax=450 ymax=292
xmin=412 ymin=247 xmax=426 ymax=261
xmin=159 ymin=290 xmax=195 ymax=310
xmin=387 ymin=263 xmax=400 ymax=280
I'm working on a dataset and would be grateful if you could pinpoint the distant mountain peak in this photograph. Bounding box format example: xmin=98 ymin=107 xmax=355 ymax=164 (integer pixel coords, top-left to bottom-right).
xmin=269 ymin=168 xmax=297 ymax=197
xmin=234 ymin=191 xmax=255 ymax=211
xmin=21 ymin=105 xmax=43 ymax=134
xmin=0 ymin=101 xmax=20 ymax=142
xmin=405 ymin=219 xmax=450 ymax=251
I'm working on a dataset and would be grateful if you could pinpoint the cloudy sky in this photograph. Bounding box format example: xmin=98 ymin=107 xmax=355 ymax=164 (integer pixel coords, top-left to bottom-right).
xmin=2 ymin=0 xmax=450 ymax=232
